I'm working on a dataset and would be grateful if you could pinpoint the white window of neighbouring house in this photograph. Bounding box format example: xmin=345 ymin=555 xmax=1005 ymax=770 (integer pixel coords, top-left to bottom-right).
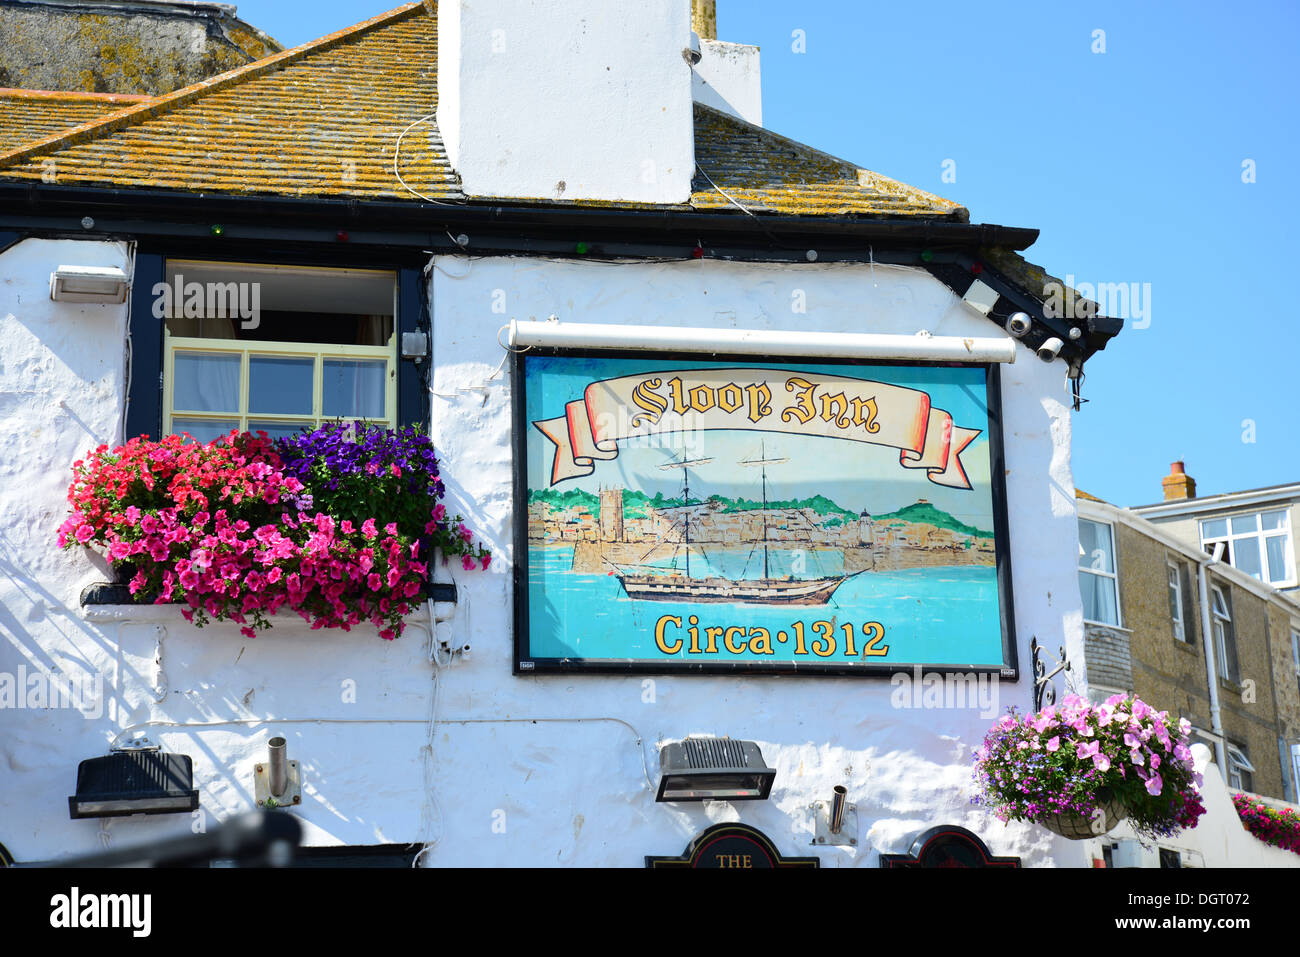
xmin=1292 ymin=629 xmax=1300 ymax=698
xmin=1210 ymin=584 xmax=1240 ymax=684
xmin=1200 ymin=509 xmax=1295 ymax=588
xmin=1078 ymin=519 xmax=1120 ymax=626
xmin=1227 ymin=744 xmax=1254 ymax=792
xmin=1167 ymin=561 xmax=1186 ymax=642
xmin=161 ymin=261 xmax=397 ymax=442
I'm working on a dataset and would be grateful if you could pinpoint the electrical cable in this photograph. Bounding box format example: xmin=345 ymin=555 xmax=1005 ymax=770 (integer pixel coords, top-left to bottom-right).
xmin=120 ymin=241 xmax=137 ymax=443
xmin=393 ymin=113 xmax=457 ymax=207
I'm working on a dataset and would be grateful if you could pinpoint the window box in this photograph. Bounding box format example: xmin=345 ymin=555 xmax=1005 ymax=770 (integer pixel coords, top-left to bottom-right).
xmin=61 ymin=424 xmax=486 ymax=640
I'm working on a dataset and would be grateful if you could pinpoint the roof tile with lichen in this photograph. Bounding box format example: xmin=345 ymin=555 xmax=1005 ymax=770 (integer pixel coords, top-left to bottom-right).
xmin=0 ymin=2 xmax=966 ymax=220
xmin=0 ymin=88 xmax=151 ymax=153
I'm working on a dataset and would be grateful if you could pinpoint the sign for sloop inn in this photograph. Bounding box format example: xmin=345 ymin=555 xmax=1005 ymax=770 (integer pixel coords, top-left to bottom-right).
xmin=513 ymin=350 xmax=1016 ymax=676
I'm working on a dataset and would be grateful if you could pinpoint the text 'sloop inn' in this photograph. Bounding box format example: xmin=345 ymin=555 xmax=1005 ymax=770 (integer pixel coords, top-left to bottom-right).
xmin=533 ymin=367 xmax=981 ymax=490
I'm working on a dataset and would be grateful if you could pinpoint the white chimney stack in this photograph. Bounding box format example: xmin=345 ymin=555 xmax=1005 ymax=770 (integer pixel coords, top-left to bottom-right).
xmin=437 ymin=0 xmax=696 ymax=204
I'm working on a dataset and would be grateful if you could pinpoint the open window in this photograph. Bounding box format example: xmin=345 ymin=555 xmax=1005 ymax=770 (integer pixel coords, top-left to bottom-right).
xmin=1226 ymin=743 xmax=1254 ymax=792
xmin=1167 ymin=561 xmax=1186 ymax=642
xmin=1200 ymin=510 xmax=1295 ymax=588
xmin=160 ymin=261 xmax=398 ymax=442
xmin=1209 ymin=583 xmax=1240 ymax=684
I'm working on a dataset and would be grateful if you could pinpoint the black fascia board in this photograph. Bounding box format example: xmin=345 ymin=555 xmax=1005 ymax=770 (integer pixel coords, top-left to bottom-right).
xmin=0 ymin=181 xmax=1040 ymax=251
xmin=0 ymin=182 xmax=1128 ymax=358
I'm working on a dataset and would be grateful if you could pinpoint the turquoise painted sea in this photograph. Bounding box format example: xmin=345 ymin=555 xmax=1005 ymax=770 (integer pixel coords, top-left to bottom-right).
xmin=525 ymin=545 xmax=1005 ymax=667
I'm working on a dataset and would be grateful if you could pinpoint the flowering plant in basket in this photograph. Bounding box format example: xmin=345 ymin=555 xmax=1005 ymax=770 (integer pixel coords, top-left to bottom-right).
xmin=58 ymin=424 xmax=488 ymax=640
xmin=972 ymin=693 xmax=1206 ymax=842
xmin=1231 ymin=793 xmax=1300 ymax=856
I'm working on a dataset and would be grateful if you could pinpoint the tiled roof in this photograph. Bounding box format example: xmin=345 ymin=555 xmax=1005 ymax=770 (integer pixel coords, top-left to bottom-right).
xmin=0 ymin=88 xmax=151 ymax=153
xmin=0 ymin=2 xmax=965 ymax=220
xmin=692 ymin=106 xmax=964 ymax=219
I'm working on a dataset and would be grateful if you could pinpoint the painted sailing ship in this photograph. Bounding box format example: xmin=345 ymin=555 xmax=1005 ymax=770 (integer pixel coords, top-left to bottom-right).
xmin=611 ymin=446 xmax=861 ymax=605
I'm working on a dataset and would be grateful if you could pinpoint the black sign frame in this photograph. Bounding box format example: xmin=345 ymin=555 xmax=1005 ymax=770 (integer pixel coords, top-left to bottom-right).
xmin=512 ymin=347 xmax=1019 ymax=678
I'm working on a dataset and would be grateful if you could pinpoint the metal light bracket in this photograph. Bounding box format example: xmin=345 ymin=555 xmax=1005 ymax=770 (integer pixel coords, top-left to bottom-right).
xmin=811 ymin=799 xmax=858 ymax=846
xmin=253 ymin=759 xmax=302 ymax=809
xmin=111 ymin=732 xmax=161 ymax=752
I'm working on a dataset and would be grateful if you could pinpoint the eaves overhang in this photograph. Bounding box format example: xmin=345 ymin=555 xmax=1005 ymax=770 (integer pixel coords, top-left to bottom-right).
xmin=0 ymin=181 xmax=1118 ymax=361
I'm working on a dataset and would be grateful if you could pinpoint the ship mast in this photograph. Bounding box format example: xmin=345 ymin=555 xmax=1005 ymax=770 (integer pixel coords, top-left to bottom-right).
xmin=659 ymin=454 xmax=713 ymax=577
xmin=740 ymin=442 xmax=789 ymax=582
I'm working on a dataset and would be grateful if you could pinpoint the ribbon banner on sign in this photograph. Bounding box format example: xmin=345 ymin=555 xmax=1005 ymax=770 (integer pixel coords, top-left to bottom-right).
xmin=532 ymin=367 xmax=981 ymax=489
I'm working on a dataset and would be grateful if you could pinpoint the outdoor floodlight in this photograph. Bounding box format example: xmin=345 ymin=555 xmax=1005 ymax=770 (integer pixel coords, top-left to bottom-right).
xmin=656 ymin=738 xmax=776 ymax=802
xmin=68 ymin=751 xmax=199 ymax=819
xmin=49 ymin=264 xmax=130 ymax=304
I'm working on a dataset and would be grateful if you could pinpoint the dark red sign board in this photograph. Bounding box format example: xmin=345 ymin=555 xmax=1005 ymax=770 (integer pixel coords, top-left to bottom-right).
xmin=646 ymin=823 xmax=819 ymax=868
xmin=878 ymin=825 xmax=1020 ymax=868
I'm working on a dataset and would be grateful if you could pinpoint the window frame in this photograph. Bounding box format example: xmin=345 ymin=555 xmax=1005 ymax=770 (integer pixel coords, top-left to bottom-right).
xmin=1209 ymin=583 xmax=1240 ymax=684
xmin=1078 ymin=518 xmax=1121 ymax=627
xmin=163 ymin=333 xmax=398 ymax=441
xmin=1226 ymin=743 xmax=1255 ymax=792
xmin=1291 ymin=628 xmax=1300 ymax=699
xmin=1167 ymin=560 xmax=1186 ymax=642
xmin=1200 ymin=509 xmax=1296 ymax=588
xmin=126 ymin=253 xmax=426 ymax=443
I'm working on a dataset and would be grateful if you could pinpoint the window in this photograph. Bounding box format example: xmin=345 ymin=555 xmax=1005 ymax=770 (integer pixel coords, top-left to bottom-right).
xmin=1292 ymin=744 xmax=1300 ymax=802
xmin=1201 ymin=509 xmax=1295 ymax=587
xmin=1292 ymin=629 xmax=1300 ymax=698
xmin=1167 ymin=561 xmax=1186 ymax=642
xmin=1226 ymin=743 xmax=1254 ymax=792
xmin=1210 ymin=584 xmax=1240 ymax=684
xmin=1078 ymin=519 xmax=1120 ymax=626
xmin=160 ymin=261 xmax=398 ymax=442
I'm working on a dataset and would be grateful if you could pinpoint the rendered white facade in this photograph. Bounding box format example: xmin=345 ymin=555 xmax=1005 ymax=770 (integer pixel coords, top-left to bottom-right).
xmin=436 ymin=0 xmax=696 ymax=204
xmin=0 ymin=236 xmax=1108 ymax=866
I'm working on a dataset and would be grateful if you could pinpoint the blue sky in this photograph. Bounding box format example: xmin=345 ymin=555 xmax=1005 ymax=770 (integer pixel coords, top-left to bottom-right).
xmin=237 ymin=0 xmax=1299 ymax=507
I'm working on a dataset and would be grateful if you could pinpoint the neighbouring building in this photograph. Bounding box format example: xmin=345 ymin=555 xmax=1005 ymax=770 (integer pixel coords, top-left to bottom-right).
xmin=1076 ymin=490 xmax=1300 ymax=866
xmin=1 ymin=0 xmax=1133 ymax=868
xmin=0 ymin=0 xmax=280 ymax=94
xmin=1133 ymin=461 xmax=1300 ymax=597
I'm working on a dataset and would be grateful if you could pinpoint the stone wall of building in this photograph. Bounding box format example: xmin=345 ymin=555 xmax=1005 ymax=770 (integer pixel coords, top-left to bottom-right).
xmin=0 ymin=0 xmax=279 ymax=94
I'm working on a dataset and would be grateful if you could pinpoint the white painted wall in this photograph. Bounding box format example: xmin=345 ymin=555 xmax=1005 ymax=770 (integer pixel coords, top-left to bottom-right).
xmin=427 ymin=255 xmax=1093 ymax=866
xmin=692 ymin=38 xmax=762 ymax=126
xmin=436 ymin=0 xmax=696 ymax=204
xmin=1089 ymin=745 xmax=1300 ymax=867
xmin=0 ymin=240 xmax=1099 ymax=867
xmin=0 ymin=239 xmax=446 ymax=860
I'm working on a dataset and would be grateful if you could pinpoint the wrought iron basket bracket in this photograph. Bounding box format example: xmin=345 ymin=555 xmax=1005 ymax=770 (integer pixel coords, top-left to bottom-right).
xmin=1030 ymin=636 xmax=1071 ymax=712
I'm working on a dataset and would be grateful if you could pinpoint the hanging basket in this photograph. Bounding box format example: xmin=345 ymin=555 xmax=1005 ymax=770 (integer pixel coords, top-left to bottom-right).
xmin=1038 ymin=790 xmax=1127 ymax=840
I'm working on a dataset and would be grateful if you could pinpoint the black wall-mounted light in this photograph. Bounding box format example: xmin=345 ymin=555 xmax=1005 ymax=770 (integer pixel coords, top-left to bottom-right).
xmin=656 ymin=738 xmax=776 ymax=803
xmin=68 ymin=752 xmax=199 ymax=820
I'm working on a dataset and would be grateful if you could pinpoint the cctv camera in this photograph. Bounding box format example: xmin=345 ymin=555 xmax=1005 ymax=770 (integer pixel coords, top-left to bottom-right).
xmin=1037 ymin=337 xmax=1063 ymax=362
xmin=1006 ymin=312 xmax=1032 ymax=337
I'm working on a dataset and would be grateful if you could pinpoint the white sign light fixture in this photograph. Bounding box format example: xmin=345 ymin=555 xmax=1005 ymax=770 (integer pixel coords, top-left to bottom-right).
xmin=49 ymin=264 xmax=130 ymax=304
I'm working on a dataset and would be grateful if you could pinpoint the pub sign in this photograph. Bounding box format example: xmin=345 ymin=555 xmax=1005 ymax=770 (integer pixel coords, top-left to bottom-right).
xmin=514 ymin=350 xmax=1016 ymax=676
